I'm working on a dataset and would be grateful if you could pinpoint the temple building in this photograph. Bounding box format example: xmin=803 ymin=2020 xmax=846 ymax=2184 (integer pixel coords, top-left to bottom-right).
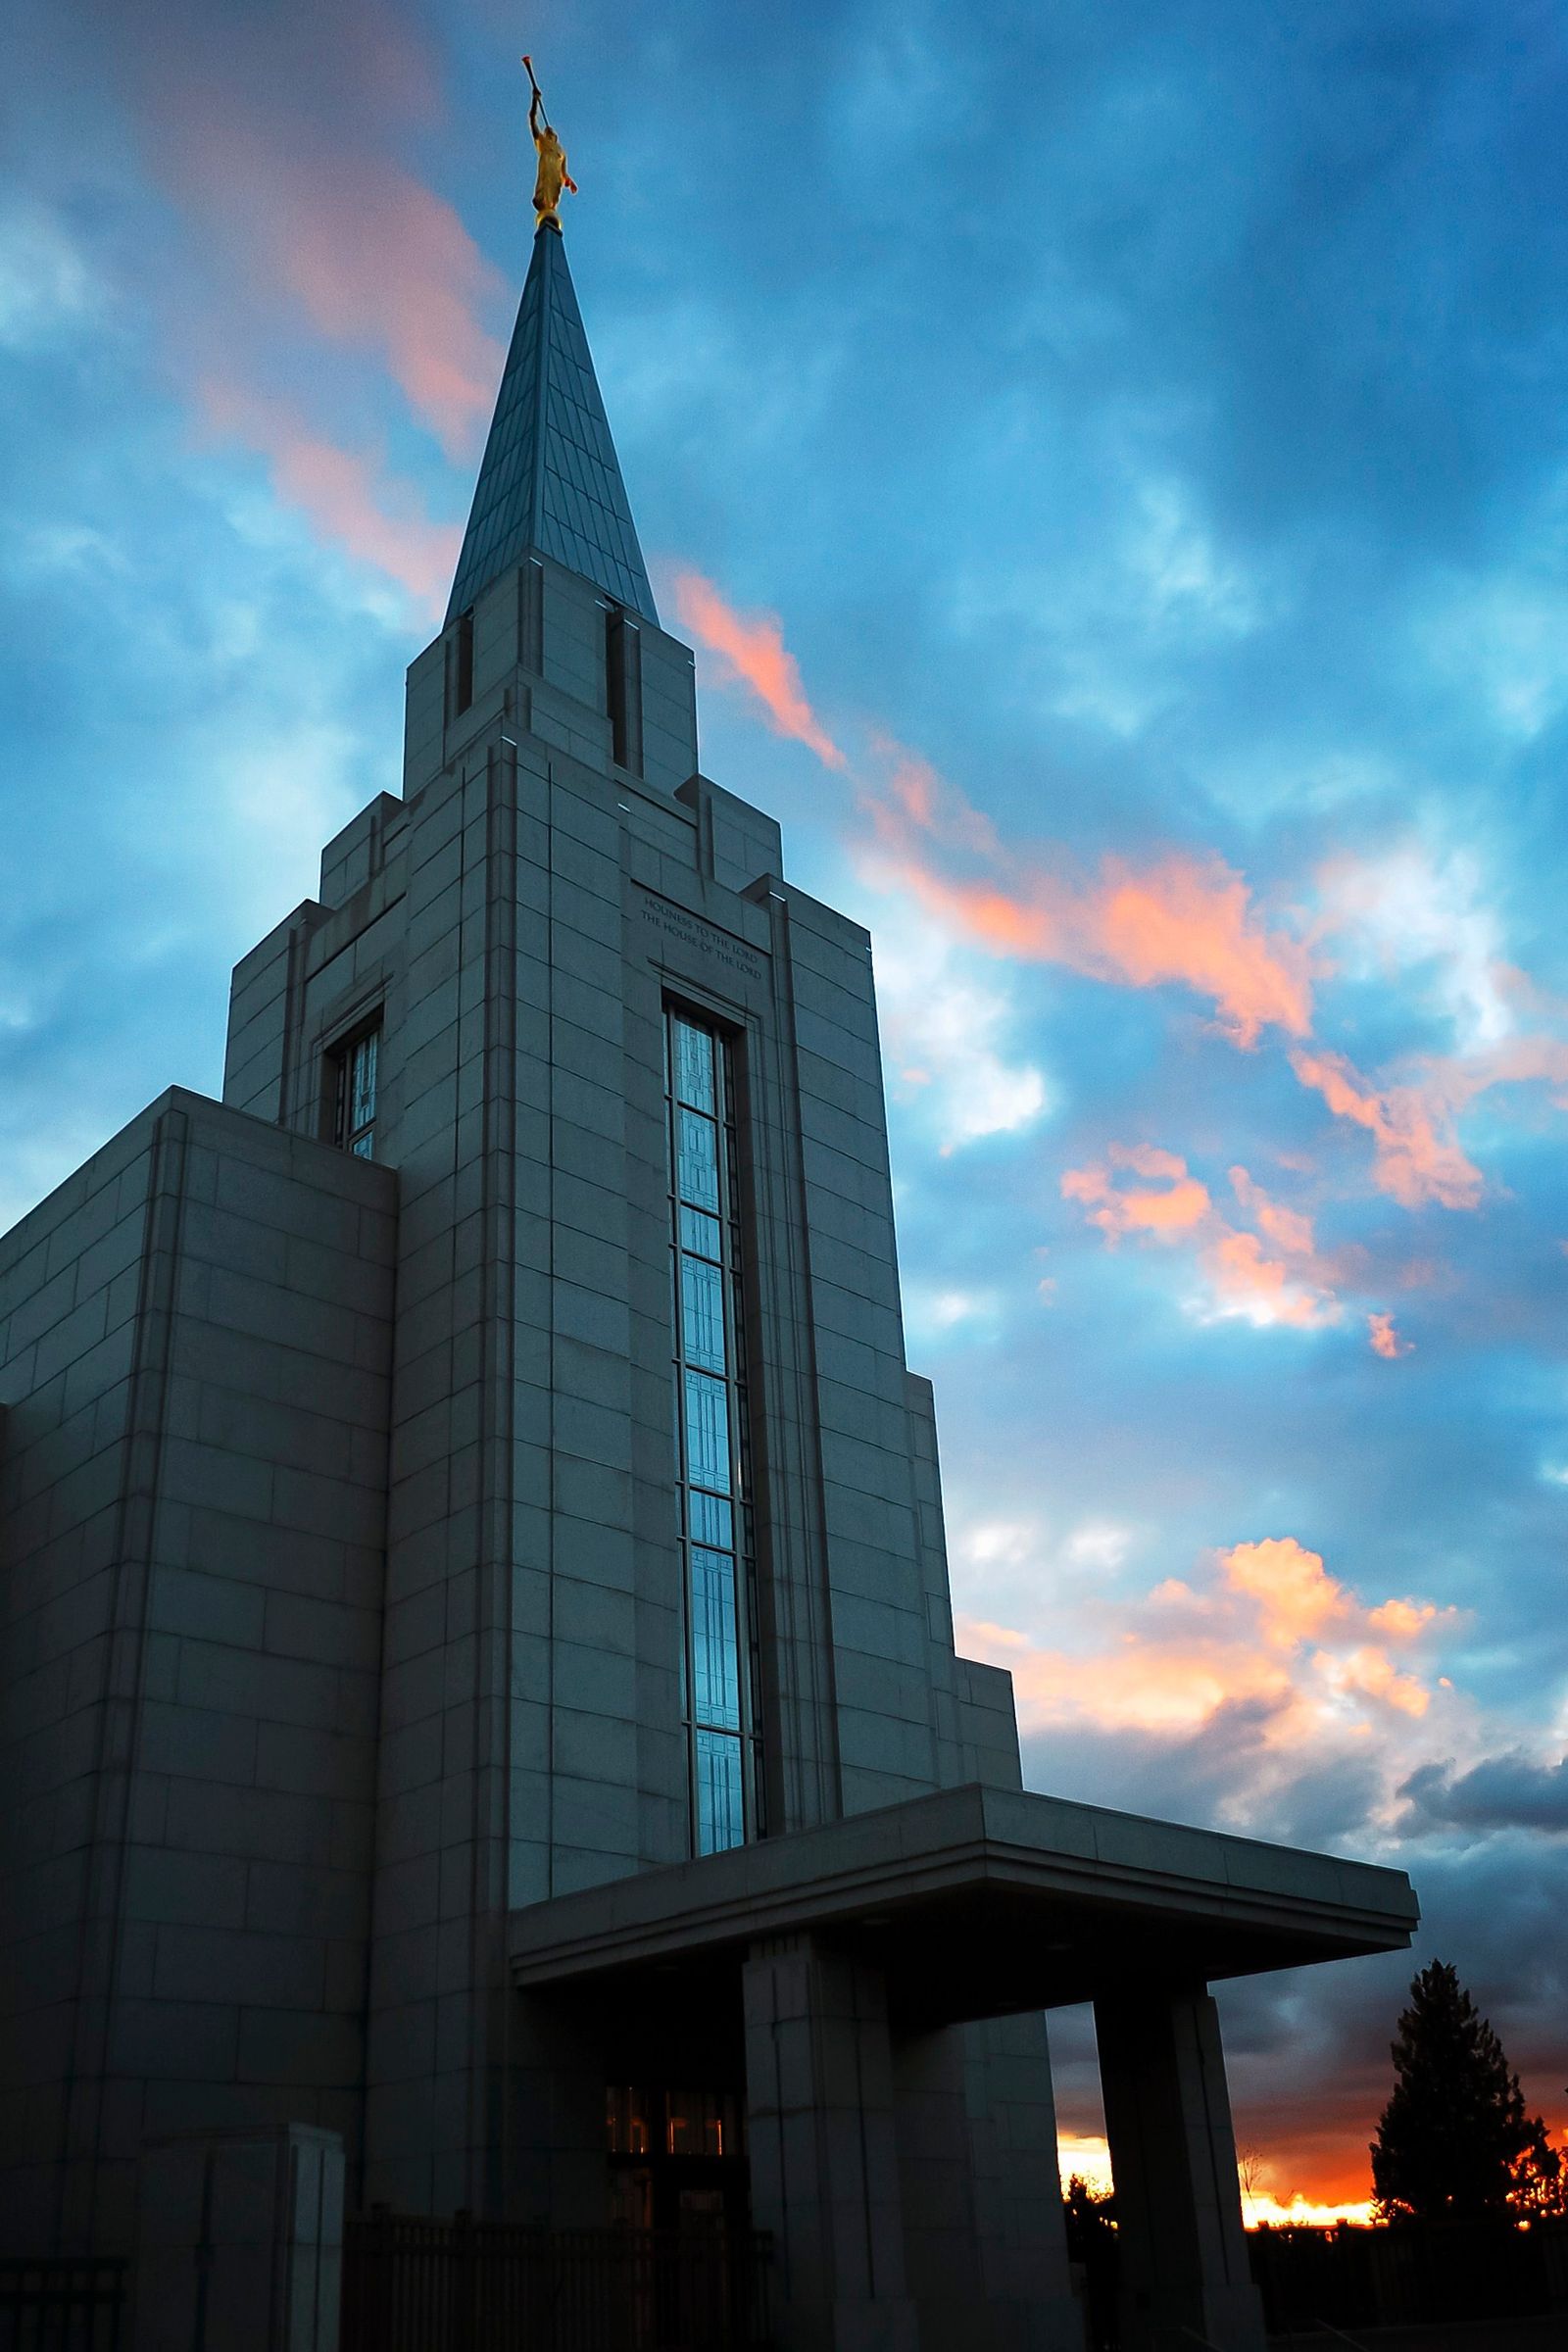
xmin=0 ymin=194 xmax=1417 ymax=2352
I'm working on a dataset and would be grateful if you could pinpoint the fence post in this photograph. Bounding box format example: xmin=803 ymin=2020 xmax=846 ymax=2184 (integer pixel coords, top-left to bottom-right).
xmin=449 ymin=2209 xmax=475 ymax=2351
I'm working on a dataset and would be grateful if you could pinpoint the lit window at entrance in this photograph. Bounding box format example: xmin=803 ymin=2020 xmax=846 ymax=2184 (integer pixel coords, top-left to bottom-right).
xmin=664 ymin=1007 xmax=761 ymax=1854
xmin=607 ymin=2085 xmax=747 ymax=2233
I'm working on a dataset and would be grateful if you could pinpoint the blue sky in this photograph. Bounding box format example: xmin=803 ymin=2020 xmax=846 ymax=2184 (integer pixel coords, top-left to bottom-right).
xmin=5 ymin=0 xmax=1567 ymax=2204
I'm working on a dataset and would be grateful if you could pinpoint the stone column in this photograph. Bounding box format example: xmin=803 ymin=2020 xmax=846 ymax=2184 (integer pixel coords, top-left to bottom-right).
xmin=742 ymin=1935 xmax=917 ymax=2352
xmin=891 ymin=2025 xmax=986 ymax=2348
xmin=1095 ymin=1986 xmax=1265 ymax=2352
xmin=961 ymin=2013 xmax=1087 ymax=2352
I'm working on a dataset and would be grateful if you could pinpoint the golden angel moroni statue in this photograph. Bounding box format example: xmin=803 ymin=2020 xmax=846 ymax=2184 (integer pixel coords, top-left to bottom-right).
xmin=523 ymin=56 xmax=577 ymax=231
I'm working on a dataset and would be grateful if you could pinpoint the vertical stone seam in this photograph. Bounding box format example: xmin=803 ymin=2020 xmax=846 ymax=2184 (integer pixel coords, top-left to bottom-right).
xmin=471 ymin=734 xmax=518 ymax=2207
xmin=544 ymin=759 xmax=559 ymax=1902
xmin=354 ymin=1152 xmax=398 ymax=2216
xmin=765 ymin=897 xmax=842 ymax=1829
xmin=278 ymin=912 xmax=311 ymax=1134
xmin=62 ymin=1103 xmax=188 ymax=2248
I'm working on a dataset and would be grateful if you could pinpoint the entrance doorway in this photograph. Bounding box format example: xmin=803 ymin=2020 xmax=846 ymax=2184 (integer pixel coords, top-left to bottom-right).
xmin=606 ymin=2085 xmax=749 ymax=2232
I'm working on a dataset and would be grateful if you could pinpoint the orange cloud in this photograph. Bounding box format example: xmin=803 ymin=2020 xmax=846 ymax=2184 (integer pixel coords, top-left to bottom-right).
xmin=891 ymin=849 xmax=1315 ymax=1048
xmin=1317 ymin=1644 xmax=1430 ymax=1717
xmin=956 ymin=1532 xmax=1450 ymax=1748
xmin=1367 ymin=1310 xmax=1411 ymax=1359
xmin=199 ymin=381 xmax=460 ymax=616
xmin=1062 ymin=1145 xmax=1212 ymax=1241
xmin=1288 ymin=1048 xmax=1483 ymax=1208
xmin=671 ymin=571 xmax=846 ymax=768
xmin=1221 ymin=1538 xmax=1346 ymax=1648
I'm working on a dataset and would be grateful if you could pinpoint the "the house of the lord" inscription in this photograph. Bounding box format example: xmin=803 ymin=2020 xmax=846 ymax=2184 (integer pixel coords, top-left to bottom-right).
xmin=634 ymin=887 xmax=769 ymax=996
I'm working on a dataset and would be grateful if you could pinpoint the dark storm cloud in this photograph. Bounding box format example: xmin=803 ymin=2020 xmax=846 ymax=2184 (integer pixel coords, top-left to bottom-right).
xmin=1400 ymin=1751 xmax=1568 ymax=1837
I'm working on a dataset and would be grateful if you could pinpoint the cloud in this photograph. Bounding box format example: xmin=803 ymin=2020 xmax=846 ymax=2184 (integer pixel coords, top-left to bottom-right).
xmin=662 ymin=597 xmax=1568 ymax=1244
xmin=1229 ymin=1163 xmax=1315 ymax=1258
xmin=1367 ymin=1310 xmax=1411 ymax=1359
xmin=1288 ymin=1047 xmax=1485 ymax=1210
xmin=957 ymin=1532 xmax=1448 ymax=1759
xmin=873 ymin=909 xmax=1050 ymax=1151
xmin=93 ymin=0 xmax=506 ymax=461
xmin=1398 ymin=1752 xmax=1568 ymax=1837
xmin=0 ymin=200 xmax=102 ymax=353
xmin=179 ymin=124 xmax=507 ymax=460
xmin=1290 ymin=1034 xmax=1568 ymax=1210
xmin=1062 ymin=1143 xmax=1211 ymax=1240
xmin=1061 ymin=1146 xmax=1343 ymax=1331
xmin=671 ymin=569 xmax=846 ymax=767
xmin=885 ymin=840 xmax=1316 ymax=1048
xmin=1318 ymin=846 xmax=1515 ymax=1053
xmin=197 ymin=380 xmax=461 ymax=618
xmin=1196 ymin=1228 xmax=1341 ymax=1331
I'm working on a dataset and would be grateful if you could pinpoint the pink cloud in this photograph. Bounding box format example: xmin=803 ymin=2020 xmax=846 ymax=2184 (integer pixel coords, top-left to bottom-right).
xmin=199 ymin=380 xmax=460 ymax=617
xmin=1062 ymin=1144 xmax=1341 ymax=1330
xmin=886 ymin=848 xmax=1316 ymax=1048
xmin=1229 ymin=1164 xmax=1315 ymax=1258
xmin=1061 ymin=1146 xmax=1212 ymax=1242
xmin=1367 ymin=1310 xmax=1412 ymax=1359
xmin=1200 ymin=1229 xmax=1341 ymax=1329
xmin=173 ymin=118 xmax=507 ymax=460
xmin=671 ymin=570 xmax=846 ymax=768
xmin=1288 ymin=1048 xmax=1484 ymax=1209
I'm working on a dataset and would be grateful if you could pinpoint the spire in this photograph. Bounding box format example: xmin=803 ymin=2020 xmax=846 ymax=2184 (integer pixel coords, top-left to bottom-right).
xmin=446 ymin=226 xmax=658 ymax=626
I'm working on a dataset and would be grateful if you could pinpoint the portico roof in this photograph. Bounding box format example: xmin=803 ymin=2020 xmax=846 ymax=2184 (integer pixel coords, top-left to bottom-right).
xmin=510 ymin=1783 xmax=1417 ymax=2025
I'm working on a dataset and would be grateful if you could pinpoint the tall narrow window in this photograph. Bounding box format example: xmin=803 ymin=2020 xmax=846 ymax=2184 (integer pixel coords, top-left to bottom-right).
xmin=606 ymin=605 xmax=643 ymax=775
xmin=332 ymin=1026 xmax=379 ymax=1160
xmin=665 ymin=1007 xmax=760 ymax=1854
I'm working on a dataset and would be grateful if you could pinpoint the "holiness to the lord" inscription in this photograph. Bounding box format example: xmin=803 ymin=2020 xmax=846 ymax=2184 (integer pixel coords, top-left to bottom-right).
xmin=634 ymin=887 xmax=769 ymax=991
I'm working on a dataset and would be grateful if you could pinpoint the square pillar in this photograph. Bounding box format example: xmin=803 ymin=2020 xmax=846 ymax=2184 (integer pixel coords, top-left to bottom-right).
xmin=961 ymin=2014 xmax=1087 ymax=2352
xmin=742 ymin=1935 xmax=917 ymax=2352
xmin=1096 ymin=1986 xmax=1265 ymax=2352
xmin=891 ymin=2025 xmax=986 ymax=2348
xmin=133 ymin=2125 xmax=343 ymax=2352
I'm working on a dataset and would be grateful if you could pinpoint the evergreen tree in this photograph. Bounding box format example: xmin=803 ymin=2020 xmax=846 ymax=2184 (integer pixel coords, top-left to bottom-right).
xmin=1371 ymin=1960 xmax=1546 ymax=2222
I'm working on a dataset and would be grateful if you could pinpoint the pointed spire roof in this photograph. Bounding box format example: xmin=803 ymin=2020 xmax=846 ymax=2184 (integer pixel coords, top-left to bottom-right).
xmin=446 ymin=226 xmax=658 ymax=626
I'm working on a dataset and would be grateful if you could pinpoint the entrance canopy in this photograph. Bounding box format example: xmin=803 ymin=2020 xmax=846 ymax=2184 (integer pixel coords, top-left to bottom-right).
xmin=510 ymin=1784 xmax=1417 ymax=2026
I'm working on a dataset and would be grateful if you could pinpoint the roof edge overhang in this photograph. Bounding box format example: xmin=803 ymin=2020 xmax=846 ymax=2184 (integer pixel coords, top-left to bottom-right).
xmin=510 ymin=1784 xmax=1417 ymax=2021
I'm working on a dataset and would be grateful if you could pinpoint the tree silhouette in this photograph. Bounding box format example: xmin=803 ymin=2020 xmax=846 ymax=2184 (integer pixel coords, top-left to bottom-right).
xmin=1371 ymin=1960 xmax=1554 ymax=2222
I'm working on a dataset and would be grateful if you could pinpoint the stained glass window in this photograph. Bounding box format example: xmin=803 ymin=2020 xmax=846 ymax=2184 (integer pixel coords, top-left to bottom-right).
xmin=679 ymin=1205 xmax=721 ymax=1261
xmin=676 ymin=1108 xmax=719 ymax=1210
xmin=694 ymin=1730 xmax=745 ymax=1857
xmin=334 ymin=1025 xmax=380 ymax=1161
xmin=683 ymin=1369 xmax=731 ymax=1494
xmin=672 ymin=1018 xmax=715 ymax=1112
xmin=690 ymin=1547 xmax=741 ymax=1730
xmin=679 ymin=1254 xmax=726 ymax=1374
xmin=666 ymin=1005 xmax=761 ymax=1857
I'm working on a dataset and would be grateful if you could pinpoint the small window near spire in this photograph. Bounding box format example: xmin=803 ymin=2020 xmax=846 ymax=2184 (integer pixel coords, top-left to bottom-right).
xmin=605 ymin=605 xmax=643 ymax=775
xmin=449 ymin=607 xmax=475 ymax=718
xmin=331 ymin=1024 xmax=380 ymax=1161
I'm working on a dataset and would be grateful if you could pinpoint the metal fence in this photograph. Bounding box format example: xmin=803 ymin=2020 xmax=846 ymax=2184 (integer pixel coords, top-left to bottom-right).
xmin=1249 ymin=2216 xmax=1568 ymax=2335
xmin=0 ymin=2261 xmax=127 ymax=2352
xmin=341 ymin=2209 xmax=772 ymax=2352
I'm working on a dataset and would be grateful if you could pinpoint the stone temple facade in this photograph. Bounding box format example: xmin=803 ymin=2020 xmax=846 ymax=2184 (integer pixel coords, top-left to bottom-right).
xmin=0 ymin=216 xmax=1418 ymax=2352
